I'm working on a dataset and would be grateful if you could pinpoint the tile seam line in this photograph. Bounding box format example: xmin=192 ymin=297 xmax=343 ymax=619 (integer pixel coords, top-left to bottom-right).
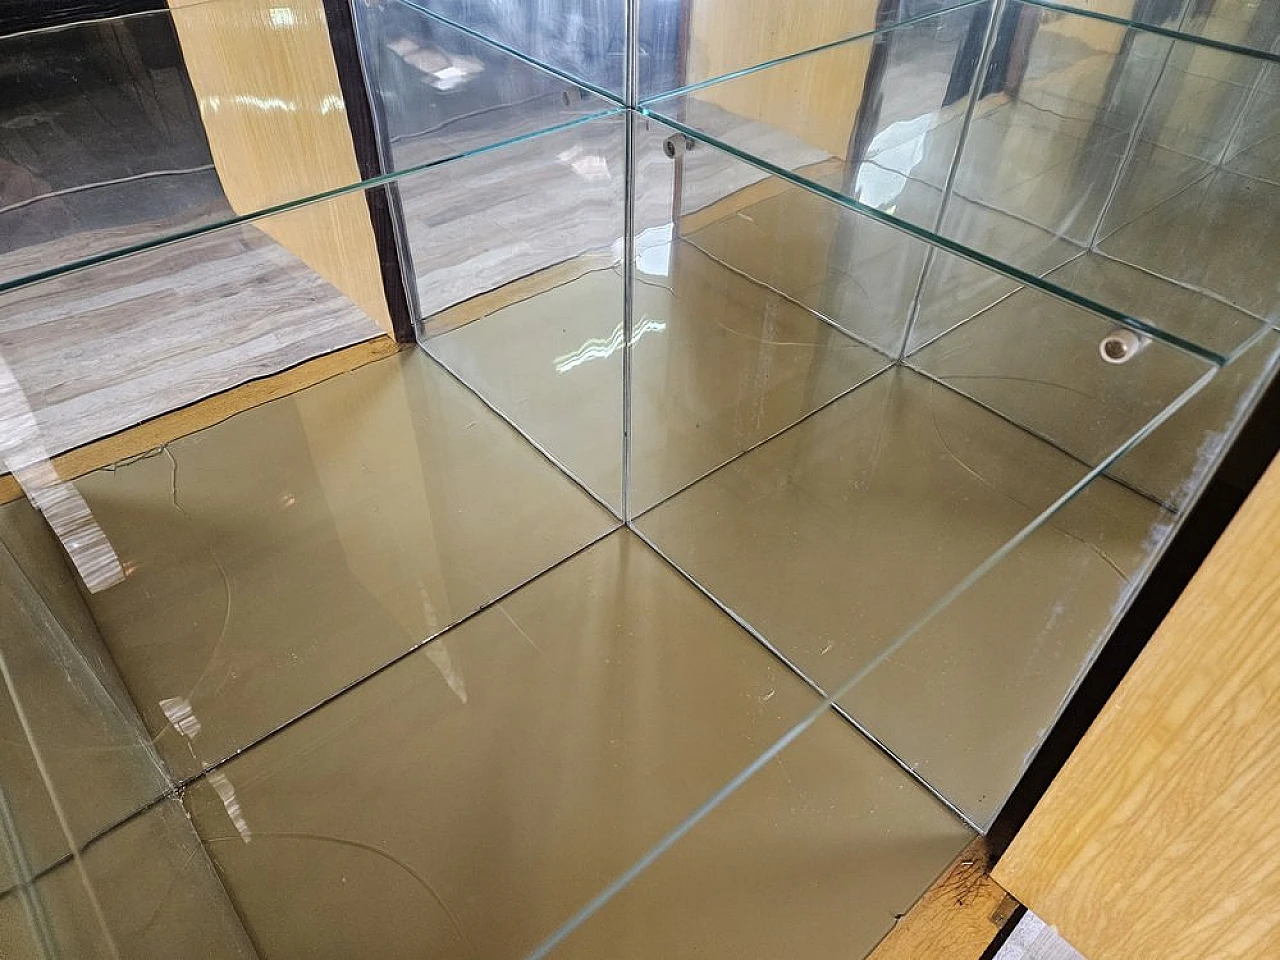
xmin=629 ymin=363 xmax=894 ymax=519
xmin=675 ymin=236 xmax=897 ymax=362
xmin=904 ymin=362 xmax=1179 ymax=514
xmin=420 ymin=347 xmax=624 ymax=520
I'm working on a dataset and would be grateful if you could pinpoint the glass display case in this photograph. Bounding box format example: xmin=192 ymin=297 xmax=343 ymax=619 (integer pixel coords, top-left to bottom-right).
xmin=1 ymin=0 xmax=1276 ymax=956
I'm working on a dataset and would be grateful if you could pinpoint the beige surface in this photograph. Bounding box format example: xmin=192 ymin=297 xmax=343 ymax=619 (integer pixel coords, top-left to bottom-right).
xmin=182 ymin=529 xmax=972 ymax=960
xmin=994 ymin=456 xmax=1280 ymax=960
xmin=636 ymin=366 xmax=1171 ymax=826
xmin=75 ymin=349 xmax=615 ymax=780
xmin=0 ymin=800 xmax=255 ymax=960
xmin=168 ymin=0 xmax=394 ymax=334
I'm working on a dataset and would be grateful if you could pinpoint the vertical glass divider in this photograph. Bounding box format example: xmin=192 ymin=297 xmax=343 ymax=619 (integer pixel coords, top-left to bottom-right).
xmin=1085 ymin=33 xmax=1178 ymax=250
xmin=622 ymin=109 xmax=637 ymax=522
xmin=897 ymin=0 xmax=1005 ymax=361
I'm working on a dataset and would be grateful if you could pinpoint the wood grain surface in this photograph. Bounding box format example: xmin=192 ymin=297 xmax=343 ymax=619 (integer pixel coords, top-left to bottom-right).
xmin=994 ymin=455 xmax=1280 ymax=959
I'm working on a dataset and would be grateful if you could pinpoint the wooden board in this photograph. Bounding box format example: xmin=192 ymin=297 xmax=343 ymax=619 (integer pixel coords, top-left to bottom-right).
xmin=868 ymin=837 xmax=1016 ymax=960
xmin=994 ymin=455 xmax=1280 ymax=960
xmin=167 ymin=0 xmax=393 ymax=335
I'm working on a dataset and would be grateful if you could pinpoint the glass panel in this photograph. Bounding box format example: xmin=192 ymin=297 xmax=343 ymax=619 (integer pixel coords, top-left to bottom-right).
xmin=179 ymin=529 xmax=973 ymax=958
xmin=64 ymin=344 xmax=614 ymax=782
xmin=1044 ymin=0 xmax=1280 ymax=58
xmin=628 ymin=116 xmax=895 ymax=513
xmin=644 ymin=1 xmax=993 ymax=229
xmin=1223 ymin=62 xmax=1280 ymax=184
xmin=411 ymin=113 xmax=628 ymax=512
xmin=0 ymin=512 xmax=254 ymax=958
xmin=646 ymin=0 xmax=1278 ymax=359
xmin=395 ymin=0 xmax=630 ymax=96
xmin=0 ymin=11 xmax=229 ymax=288
xmin=630 ymin=123 xmax=1219 ymax=827
xmin=355 ymin=0 xmax=615 ymax=167
xmin=0 ymin=0 xmax=614 ymax=296
xmin=637 ymin=0 xmax=987 ymax=101
xmin=1 ymin=0 xmax=1277 ymax=954
xmin=525 ymin=366 xmax=1223 ymax=953
xmin=0 ymin=508 xmax=166 ymax=877
xmin=0 ymin=191 xmax=386 ymax=459
xmin=1 ymin=168 xmax=618 ymax=782
xmin=1094 ymin=40 xmax=1280 ymax=319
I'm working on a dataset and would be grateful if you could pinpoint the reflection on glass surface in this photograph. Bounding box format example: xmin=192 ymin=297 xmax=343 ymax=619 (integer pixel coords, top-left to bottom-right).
xmin=395 ymin=0 xmax=631 ymax=95
xmin=0 ymin=502 xmax=255 ymax=958
xmin=646 ymin=0 xmax=1280 ymax=357
xmin=356 ymin=0 xmax=616 ymax=167
xmin=411 ymin=114 xmax=627 ymax=511
xmin=0 ymin=0 xmax=1277 ymax=956
xmin=0 ymin=0 xmax=616 ymax=298
xmin=0 ymin=188 xmax=390 ymax=459
xmin=0 ymin=797 xmax=257 ymax=959
xmin=0 ymin=12 xmax=228 ymax=287
xmin=636 ymin=0 xmax=990 ymax=101
xmin=181 ymin=530 xmax=972 ymax=959
xmin=623 ymin=123 xmax=1223 ymax=831
xmin=1046 ymin=0 xmax=1280 ymax=57
xmin=69 ymin=349 xmax=614 ymax=782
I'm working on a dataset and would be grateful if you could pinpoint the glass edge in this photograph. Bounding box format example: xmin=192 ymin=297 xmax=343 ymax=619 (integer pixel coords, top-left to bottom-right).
xmin=639 ymin=0 xmax=1280 ymax=111
xmin=637 ymin=111 xmax=1230 ymax=367
xmin=393 ymin=0 xmax=627 ymax=105
xmin=985 ymin=334 xmax=1280 ymax=833
xmin=1023 ymin=0 xmax=1280 ymax=66
xmin=0 ymin=108 xmax=623 ymax=298
xmin=638 ymin=0 xmax=991 ymax=107
xmin=524 ymin=360 xmax=1220 ymax=960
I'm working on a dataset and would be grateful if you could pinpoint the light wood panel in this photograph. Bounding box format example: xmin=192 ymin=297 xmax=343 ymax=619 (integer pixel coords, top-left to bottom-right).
xmin=868 ymin=837 xmax=1016 ymax=960
xmin=687 ymin=0 xmax=874 ymax=157
xmin=167 ymin=0 xmax=394 ymax=335
xmin=994 ymin=455 xmax=1280 ymax=960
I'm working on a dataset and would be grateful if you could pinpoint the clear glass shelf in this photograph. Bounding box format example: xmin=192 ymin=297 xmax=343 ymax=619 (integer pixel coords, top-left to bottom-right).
xmin=1033 ymin=0 xmax=1280 ymax=61
xmin=643 ymin=0 xmax=1279 ymax=363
